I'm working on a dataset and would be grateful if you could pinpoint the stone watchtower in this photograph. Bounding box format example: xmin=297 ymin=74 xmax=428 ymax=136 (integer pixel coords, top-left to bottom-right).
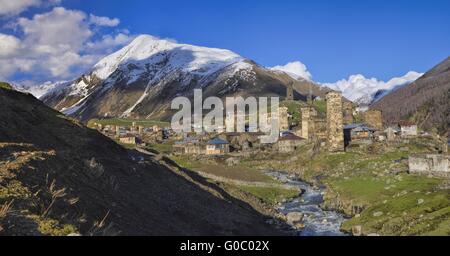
xmin=364 ymin=109 xmax=383 ymax=130
xmin=286 ymin=82 xmax=294 ymax=101
xmin=342 ymin=101 xmax=354 ymax=125
xmin=301 ymin=107 xmax=317 ymax=141
xmin=278 ymin=106 xmax=290 ymax=131
xmin=326 ymin=91 xmax=345 ymax=152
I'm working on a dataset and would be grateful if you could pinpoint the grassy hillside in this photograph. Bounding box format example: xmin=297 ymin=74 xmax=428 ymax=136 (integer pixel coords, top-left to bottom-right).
xmin=0 ymin=87 xmax=283 ymax=236
xmin=87 ymin=118 xmax=170 ymax=128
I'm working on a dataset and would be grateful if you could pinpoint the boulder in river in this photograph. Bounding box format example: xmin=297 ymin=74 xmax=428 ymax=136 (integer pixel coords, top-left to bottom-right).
xmin=286 ymin=212 xmax=304 ymax=225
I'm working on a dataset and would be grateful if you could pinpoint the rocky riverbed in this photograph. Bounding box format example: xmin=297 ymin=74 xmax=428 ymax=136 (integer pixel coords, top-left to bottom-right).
xmin=265 ymin=170 xmax=348 ymax=236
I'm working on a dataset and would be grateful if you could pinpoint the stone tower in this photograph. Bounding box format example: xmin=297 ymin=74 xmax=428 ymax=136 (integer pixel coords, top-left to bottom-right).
xmin=286 ymin=82 xmax=294 ymax=101
xmin=342 ymin=101 xmax=354 ymax=125
xmin=364 ymin=110 xmax=383 ymax=130
xmin=279 ymin=106 xmax=290 ymax=131
xmin=326 ymin=92 xmax=344 ymax=152
xmin=115 ymin=126 xmax=120 ymax=136
xmin=442 ymin=133 xmax=449 ymax=154
xmin=301 ymin=107 xmax=317 ymax=140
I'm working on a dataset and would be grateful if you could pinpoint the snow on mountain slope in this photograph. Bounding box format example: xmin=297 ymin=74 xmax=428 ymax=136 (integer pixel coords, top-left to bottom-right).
xmin=40 ymin=34 xmax=333 ymax=121
xmin=13 ymin=81 xmax=68 ymax=99
xmin=92 ymin=34 xmax=248 ymax=81
xmin=40 ymin=34 xmax=263 ymax=119
xmin=321 ymin=71 xmax=423 ymax=104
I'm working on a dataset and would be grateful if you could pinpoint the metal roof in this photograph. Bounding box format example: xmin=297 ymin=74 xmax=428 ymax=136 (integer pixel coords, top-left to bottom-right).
xmin=344 ymin=123 xmax=376 ymax=131
xmin=207 ymin=138 xmax=229 ymax=145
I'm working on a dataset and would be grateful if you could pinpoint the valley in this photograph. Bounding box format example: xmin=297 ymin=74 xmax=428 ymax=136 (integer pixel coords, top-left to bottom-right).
xmin=2 ymin=31 xmax=449 ymax=237
xmin=146 ymin=136 xmax=450 ymax=236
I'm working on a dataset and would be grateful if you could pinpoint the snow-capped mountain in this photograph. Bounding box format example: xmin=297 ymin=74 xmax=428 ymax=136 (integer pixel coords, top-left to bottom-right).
xmin=41 ymin=34 xmax=329 ymax=121
xmin=13 ymin=81 xmax=68 ymax=99
xmin=321 ymin=71 xmax=423 ymax=105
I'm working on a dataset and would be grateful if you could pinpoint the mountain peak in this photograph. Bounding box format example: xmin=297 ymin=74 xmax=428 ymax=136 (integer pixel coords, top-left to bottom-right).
xmin=91 ymin=34 xmax=246 ymax=80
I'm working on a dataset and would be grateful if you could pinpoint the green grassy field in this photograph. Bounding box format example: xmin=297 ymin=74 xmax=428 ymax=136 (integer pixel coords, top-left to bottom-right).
xmin=237 ymin=185 xmax=300 ymax=205
xmin=238 ymin=137 xmax=450 ymax=235
xmin=172 ymin=156 xmax=276 ymax=183
xmin=146 ymin=143 xmax=173 ymax=154
xmin=88 ymin=118 xmax=170 ymax=128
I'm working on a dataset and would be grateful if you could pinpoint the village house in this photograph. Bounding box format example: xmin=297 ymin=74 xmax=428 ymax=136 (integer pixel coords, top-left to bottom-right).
xmin=206 ymin=138 xmax=230 ymax=155
xmin=173 ymin=137 xmax=204 ymax=155
xmin=399 ymin=120 xmax=418 ymax=137
xmin=218 ymin=132 xmax=265 ymax=152
xmin=343 ymin=123 xmax=377 ymax=147
xmin=277 ymin=133 xmax=305 ymax=153
xmin=119 ymin=135 xmax=142 ymax=145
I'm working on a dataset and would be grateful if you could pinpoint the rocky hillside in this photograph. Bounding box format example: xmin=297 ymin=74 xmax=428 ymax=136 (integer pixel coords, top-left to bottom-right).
xmin=40 ymin=35 xmax=330 ymax=121
xmin=372 ymin=57 xmax=450 ymax=133
xmin=0 ymin=85 xmax=283 ymax=235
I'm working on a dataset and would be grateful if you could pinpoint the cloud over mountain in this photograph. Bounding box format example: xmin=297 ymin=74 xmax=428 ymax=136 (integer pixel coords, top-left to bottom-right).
xmin=0 ymin=6 xmax=133 ymax=82
xmin=270 ymin=61 xmax=312 ymax=81
xmin=321 ymin=71 xmax=423 ymax=104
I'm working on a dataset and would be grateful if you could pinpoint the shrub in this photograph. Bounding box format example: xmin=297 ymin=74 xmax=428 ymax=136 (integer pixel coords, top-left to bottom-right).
xmin=0 ymin=82 xmax=13 ymax=90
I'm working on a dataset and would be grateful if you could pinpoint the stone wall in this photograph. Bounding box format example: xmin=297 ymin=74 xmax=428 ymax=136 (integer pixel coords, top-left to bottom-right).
xmin=364 ymin=110 xmax=383 ymax=130
xmin=409 ymin=154 xmax=450 ymax=178
xmin=326 ymin=92 xmax=344 ymax=152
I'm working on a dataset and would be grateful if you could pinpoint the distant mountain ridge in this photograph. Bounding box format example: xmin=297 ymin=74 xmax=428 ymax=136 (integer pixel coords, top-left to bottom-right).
xmin=13 ymin=81 xmax=68 ymax=98
xmin=38 ymin=34 xmax=331 ymax=121
xmin=372 ymin=56 xmax=450 ymax=133
xmin=321 ymin=71 xmax=423 ymax=105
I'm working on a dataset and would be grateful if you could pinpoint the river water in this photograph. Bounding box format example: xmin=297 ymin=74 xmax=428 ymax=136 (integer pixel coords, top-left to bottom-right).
xmin=265 ymin=170 xmax=348 ymax=236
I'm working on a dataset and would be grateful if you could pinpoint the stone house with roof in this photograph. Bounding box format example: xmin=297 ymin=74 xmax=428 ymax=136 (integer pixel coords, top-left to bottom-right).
xmin=343 ymin=123 xmax=377 ymax=147
xmin=206 ymin=138 xmax=230 ymax=155
xmin=172 ymin=137 xmax=204 ymax=155
xmin=399 ymin=120 xmax=418 ymax=137
xmin=277 ymin=133 xmax=305 ymax=153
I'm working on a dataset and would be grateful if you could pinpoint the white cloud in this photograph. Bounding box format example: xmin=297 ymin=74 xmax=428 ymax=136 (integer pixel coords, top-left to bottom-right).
xmin=0 ymin=33 xmax=21 ymax=57
xmin=89 ymin=14 xmax=120 ymax=27
xmin=0 ymin=0 xmax=40 ymax=16
xmin=0 ymin=7 xmax=132 ymax=81
xmin=0 ymin=0 xmax=61 ymax=16
xmin=270 ymin=61 xmax=312 ymax=81
xmin=321 ymin=71 xmax=423 ymax=104
xmin=86 ymin=33 xmax=134 ymax=52
xmin=18 ymin=7 xmax=92 ymax=52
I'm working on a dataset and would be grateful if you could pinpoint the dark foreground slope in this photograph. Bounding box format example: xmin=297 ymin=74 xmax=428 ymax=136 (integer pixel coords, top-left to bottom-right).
xmin=372 ymin=57 xmax=450 ymax=133
xmin=0 ymin=86 xmax=282 ymax=236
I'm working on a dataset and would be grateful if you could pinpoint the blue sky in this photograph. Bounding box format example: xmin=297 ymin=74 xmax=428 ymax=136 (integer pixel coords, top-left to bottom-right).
xmin=1 ymin=0 xmax=449 ymax=84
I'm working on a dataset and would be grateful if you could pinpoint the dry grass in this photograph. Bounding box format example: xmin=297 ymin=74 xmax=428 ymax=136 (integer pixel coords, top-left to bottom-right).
xmin=0 ymin=199 xmax=14 ymax=218
xmin=42 ymin=179 xmax=67 ymax=218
